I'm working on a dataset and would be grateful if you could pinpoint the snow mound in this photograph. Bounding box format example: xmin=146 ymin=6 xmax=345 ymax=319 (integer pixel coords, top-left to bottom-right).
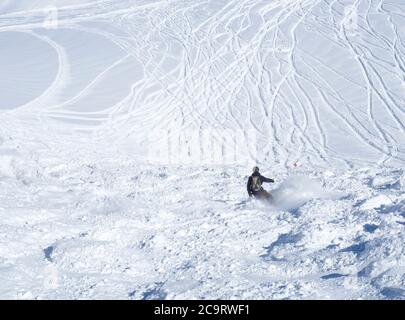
xmin=271 ymin=175 xmax=343 ymax=212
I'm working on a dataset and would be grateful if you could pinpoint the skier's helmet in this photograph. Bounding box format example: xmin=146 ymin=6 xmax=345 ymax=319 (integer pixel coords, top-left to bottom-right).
xmin=252 ymin=166 xmax=259 ymax=173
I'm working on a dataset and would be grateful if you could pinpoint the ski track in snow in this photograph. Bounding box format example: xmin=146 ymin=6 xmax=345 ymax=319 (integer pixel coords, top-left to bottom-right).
xmin=0 ymin=0 xmax=404 ymax=299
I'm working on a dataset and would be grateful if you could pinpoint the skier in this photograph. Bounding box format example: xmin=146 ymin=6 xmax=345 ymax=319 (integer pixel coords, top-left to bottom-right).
xmin=247 ymin=166 xmax=274 ymax=200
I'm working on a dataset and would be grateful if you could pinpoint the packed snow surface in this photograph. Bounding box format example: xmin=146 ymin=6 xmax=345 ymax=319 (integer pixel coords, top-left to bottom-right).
xmin=0 ymin=0 xmax=404 ymax=299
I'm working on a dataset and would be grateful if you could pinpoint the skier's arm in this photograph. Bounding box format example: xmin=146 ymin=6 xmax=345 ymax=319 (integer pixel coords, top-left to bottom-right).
xmin=261 ymin=175 xmax=274 ymax=183
xmin=247 ymin=176 xmax=253 ymax=196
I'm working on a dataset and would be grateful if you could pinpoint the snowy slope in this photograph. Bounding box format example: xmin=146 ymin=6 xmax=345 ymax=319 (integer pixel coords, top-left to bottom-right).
xmin=0 ymin=0 xmax=404 ymax=299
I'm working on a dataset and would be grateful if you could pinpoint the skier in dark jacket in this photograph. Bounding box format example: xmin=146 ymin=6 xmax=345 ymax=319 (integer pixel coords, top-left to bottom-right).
xmin=247 ymin=166 xmax=274 ymax=199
